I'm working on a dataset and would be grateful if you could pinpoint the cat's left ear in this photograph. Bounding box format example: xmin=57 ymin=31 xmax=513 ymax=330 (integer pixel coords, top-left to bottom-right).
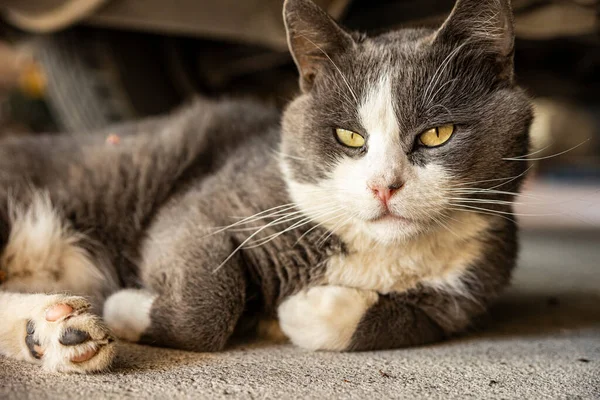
xmin=434 ymin=0 xmax=514 ymax=77
xmin=283 ymin=0 xmax=355 ymax=92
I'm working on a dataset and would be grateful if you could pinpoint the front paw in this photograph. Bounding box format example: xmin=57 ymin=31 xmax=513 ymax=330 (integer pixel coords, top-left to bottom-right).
xmin=24 ymin=295 xmax=115 ymax=373
xmin=277 ymin=286 xmax=378 ymax=351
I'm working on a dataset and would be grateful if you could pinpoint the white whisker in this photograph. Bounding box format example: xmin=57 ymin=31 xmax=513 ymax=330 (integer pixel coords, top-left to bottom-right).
xmin=294 ymin=211 xmax=347 ymax=245
xmin=244 ymin=206 xmax=344 ymax=249
xmin=449 ymin=198 xmax=519 ymax=206
xmin=451 ymin=167 xmax=532 ymax=188
xmin=449 ymin=203 xmax=560 ymax=217
xmin=448 ymin=207 xmax=517 ymax=224
xmin=448 ymin=188 xmax=545 ymax=201
xmin=212 ymin=212 xmax=311 ymax=273
xmin=508 ymin=142 xmax=555 ymax=160
xmin=204 ymin=204 xmax=298 ymax=238
xmin=502 ymin=139 xmax=590 ymax=161
xmin=487 ymin=165 xmax=533 ymax=190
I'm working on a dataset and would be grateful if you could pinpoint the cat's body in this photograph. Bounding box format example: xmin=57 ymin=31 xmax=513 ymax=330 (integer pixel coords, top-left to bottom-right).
xmin=0 ymin=0 xmax=532 ymax=373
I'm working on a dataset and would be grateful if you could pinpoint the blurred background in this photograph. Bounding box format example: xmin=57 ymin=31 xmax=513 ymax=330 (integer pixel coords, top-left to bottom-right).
xmin=0 ymin=0 xmax=598 ymax=229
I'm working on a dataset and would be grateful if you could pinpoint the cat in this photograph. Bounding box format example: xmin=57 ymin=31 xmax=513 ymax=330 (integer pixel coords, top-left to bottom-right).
xmin=0 ymin=0 xmax=531 ymax=373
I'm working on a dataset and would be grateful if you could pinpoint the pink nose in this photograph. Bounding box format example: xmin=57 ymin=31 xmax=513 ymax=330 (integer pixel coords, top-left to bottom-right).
xmin=369 ymin=182 xmax=404 ymax=205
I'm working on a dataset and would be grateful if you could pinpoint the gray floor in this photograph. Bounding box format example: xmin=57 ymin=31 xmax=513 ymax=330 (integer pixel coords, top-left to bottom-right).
xmin=1 ymin=230 xmax=599 ymax=399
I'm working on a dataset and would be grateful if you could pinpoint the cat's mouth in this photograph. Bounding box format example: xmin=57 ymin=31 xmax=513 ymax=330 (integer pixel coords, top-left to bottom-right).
xmin=370 ymin=212 xmax=412 ymax=224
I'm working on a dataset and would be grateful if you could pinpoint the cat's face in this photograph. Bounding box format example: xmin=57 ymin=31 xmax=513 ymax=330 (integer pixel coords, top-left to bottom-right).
xmin=280 ymin=0 xmax=532 ymax=244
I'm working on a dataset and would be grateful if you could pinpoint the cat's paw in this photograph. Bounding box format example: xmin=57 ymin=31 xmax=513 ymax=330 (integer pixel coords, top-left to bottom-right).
xmin=23 ymin=295 xmax=115 ymax=373
xmin=278 ymin=286 xmax=378 ymax=351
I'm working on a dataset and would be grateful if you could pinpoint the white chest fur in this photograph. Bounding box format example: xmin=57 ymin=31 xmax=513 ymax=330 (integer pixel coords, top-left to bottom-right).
xmin=324 ymin=213 xmax=492 ymax=295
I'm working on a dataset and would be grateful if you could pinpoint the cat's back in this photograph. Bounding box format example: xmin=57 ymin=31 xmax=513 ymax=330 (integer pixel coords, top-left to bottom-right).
xmin=0 ymin=98 xmax=282 ymax=259
xmin=0 ymin=97 xmax=280 ymax=189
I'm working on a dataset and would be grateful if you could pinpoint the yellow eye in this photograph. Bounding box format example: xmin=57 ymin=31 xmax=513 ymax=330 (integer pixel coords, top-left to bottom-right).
xmin=335 ymin=128 xmax=365 ymax=148
xmin=419 ymin=124 xmax=455 ymax=147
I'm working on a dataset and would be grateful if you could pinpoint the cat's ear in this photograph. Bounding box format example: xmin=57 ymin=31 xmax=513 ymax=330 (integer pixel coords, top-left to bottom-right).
xmin=434 ymin=0 xmax=514 ymax=71
xmin=283 ymin=0 xmax=355 ymax=92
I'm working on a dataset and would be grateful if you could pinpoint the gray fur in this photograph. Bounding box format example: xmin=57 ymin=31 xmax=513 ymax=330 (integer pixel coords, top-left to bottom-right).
xmin=0 ymin=0 xmax=531 ymax=362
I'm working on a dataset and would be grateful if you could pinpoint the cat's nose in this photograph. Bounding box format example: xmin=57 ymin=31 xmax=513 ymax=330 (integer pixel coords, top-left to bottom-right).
xmin=369 ymin=182 xmax=404 ymax=205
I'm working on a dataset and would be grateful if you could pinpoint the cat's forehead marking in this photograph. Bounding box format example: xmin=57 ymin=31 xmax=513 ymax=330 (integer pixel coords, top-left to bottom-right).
xmin=358 ymin=73 xmax=399 ymax=150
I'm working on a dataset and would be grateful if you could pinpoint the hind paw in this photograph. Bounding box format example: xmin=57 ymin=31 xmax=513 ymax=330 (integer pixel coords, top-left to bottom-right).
xmin=24 ymin=295 xmax=115 ymax=373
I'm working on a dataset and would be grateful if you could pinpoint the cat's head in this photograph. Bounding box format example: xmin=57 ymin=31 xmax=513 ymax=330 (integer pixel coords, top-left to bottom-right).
xmin=280 ymin=0 xmax=532 ymax=244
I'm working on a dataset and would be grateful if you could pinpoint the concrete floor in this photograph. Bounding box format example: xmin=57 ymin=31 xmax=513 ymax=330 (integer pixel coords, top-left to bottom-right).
xmin=1 ymin=230 xmax=599 ymax=399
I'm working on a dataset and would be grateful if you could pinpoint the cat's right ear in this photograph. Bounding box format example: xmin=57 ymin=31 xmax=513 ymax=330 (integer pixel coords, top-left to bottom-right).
xmin=283 ymin=0 xmax=355 ymax=92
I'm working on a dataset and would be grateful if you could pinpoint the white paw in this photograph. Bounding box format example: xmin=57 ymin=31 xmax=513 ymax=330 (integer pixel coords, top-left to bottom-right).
xmin=278 ymin=286 xmax=378 ymax=351
xmin=103 ymin=289 xmax=156 ymax=342
xmin=23 ymin=295 xmax=115 ymax=373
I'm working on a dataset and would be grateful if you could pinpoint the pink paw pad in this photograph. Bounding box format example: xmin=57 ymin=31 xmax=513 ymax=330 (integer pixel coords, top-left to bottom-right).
xmin=71 ymin=348 xmax=98 ymax=363
xmin=45 ymin=304 xmax=74 ymax=322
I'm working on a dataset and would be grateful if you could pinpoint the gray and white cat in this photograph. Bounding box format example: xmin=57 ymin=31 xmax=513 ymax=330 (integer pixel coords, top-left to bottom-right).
xmin=0 ymin=0 xmax=531 ymax=373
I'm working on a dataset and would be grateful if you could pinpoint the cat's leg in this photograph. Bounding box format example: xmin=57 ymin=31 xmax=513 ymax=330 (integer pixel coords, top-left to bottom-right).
xmin=278 ymin=286 xmax=446 ymax=351
xmin=104 ymin=212 xmax=247 ymax=352
xmin=344 ymin=293 xmax=446 ymax=351
xmin=0 ymin=193 xmax=116 ymax=372
xmin=104 ymin=252 xmax=246 ymax=352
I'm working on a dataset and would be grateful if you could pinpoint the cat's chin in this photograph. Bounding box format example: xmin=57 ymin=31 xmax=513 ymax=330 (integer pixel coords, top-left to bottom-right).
xmin=359 ymin=215 xmax=424 ymax=244
xmin=370 ymin=213 xmax=412 ymax=224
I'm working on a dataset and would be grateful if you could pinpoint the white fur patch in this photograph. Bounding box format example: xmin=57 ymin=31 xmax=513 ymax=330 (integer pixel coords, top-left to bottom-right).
xmin=103 ymin=289 xmax=156 ymax=342
xmin=278 ymin=286 xmax=378 ymax=351
xmin=357 ymin=74 xmax=407 ymax=204
xmin=325 ymin=211 xmax=491 ymax=295
xmin=359 ymin=73 xmax=399 ymax=146
xmin=1 ymin=193 xmax=107 ymax=303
